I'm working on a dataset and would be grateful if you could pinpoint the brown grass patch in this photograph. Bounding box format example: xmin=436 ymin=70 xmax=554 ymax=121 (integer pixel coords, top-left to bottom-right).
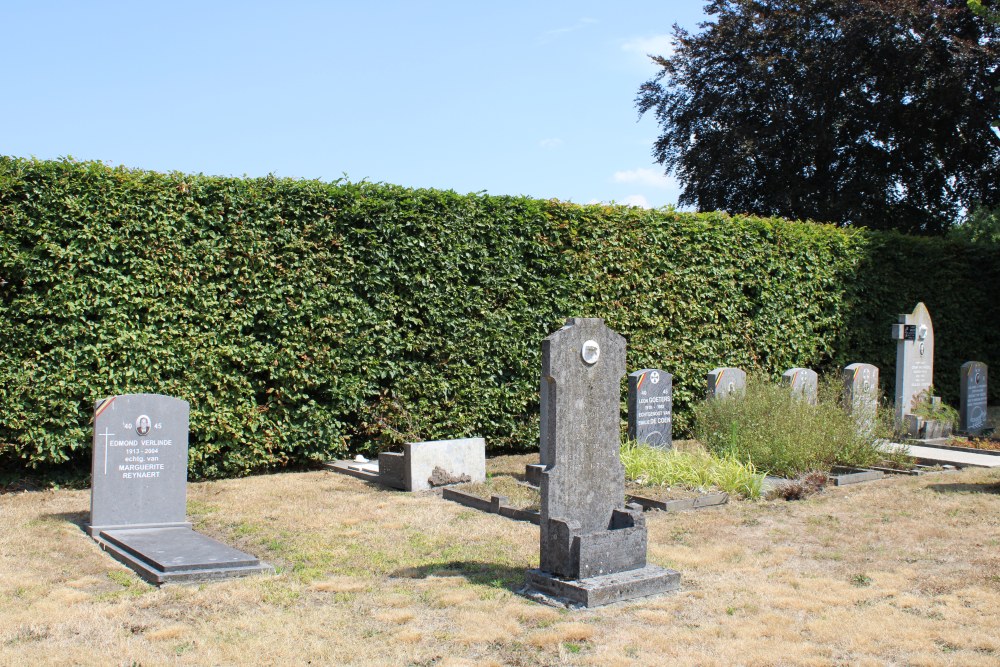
xmin=145 ymin=625 xmax=188 ymax=641
xmin=374 ymin=609 xmax=415 ymax=624
xmin=309 ymin=576 xmax=367 ymax=593
xmin=1 ymin=459 xmax=998 ymax=665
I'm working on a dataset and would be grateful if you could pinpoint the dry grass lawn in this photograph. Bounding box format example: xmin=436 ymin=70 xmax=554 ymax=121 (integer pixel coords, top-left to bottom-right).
xmin=2 ymin=459 xmax=999 ymax=666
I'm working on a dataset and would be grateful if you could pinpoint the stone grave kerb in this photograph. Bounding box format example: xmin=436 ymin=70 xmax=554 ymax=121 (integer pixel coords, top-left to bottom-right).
xmin=539 ymin=317 xmax=626 ymax=537
xmin=891 ymin=302 xmax=935 ymax=425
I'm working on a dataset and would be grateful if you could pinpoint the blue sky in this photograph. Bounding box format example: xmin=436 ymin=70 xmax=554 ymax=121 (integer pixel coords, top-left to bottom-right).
xmin=2 ymin=2 xmax=708 ymax=209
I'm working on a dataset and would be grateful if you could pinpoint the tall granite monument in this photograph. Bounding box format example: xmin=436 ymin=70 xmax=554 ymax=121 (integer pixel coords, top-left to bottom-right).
xmin=782 ymin=367 xmax=818 ymax=404
xmin=707 ymin=367 xmax=746 ymax=400
xmin=89 ymin=394 xmax=272 ymax=584
xmin=891 ymin=302 xmax=935 ymax=429
xmin=525 ymin=318 xmax=680 ymax=607
xmin=627 ymin=368 xmax=673 ymax=449
xmin=959 ymin=361 xmax=989 ymax=436
xmin=843 ymin=363 xmax=879 ymax=436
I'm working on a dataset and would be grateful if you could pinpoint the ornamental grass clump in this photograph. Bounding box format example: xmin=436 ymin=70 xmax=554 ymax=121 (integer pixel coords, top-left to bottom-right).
xmin=693 ymin=375 xmax=890 ymax=478
xmin=620 ymin=440 xmax=764 ymax=499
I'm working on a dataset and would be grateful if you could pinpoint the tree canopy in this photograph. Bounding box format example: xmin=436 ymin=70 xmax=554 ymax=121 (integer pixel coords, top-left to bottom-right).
xmin=637 ymin=0 xmax=1000 ymax=233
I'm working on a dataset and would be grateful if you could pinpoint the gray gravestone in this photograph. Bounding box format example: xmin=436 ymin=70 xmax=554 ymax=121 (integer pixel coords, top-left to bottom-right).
xmin=782 ymin=368 xmax=818 ymax=404
xmin=843 ymin=363 xmax=879 ymax=435
xmin=707 ymin=367 xmax=746 ymax=399
xmin=960 ymin=361 xmax=989 ymax=435
xmin=525 ymin=318 xmax=679 ymax=607
xmin=90 ymin=394 xmax=190 ymax=534
xmin=891 ymin=302 xmax=935 ymax=426
xmin=627 ymin=369 xmax=673 ymax=449
xmin=88 ymin=394 xmax=272 ymax=584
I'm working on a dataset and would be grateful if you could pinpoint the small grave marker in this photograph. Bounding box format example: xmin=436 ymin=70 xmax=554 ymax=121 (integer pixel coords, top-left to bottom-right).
xmin=782 ymin=368 xmax=818 ymax=404
xmin=525 ymin=318 xmax=680 ymax=607
xmin=706 ymin=367 xmax=746 ymax=400
xmin=842 ymin=363 xmax=879 ymax=435
xmin=627 ymin=368 xmax=673 ymax=449
xmin=959 ymin=361 xmax=989 ymax=435
xmin=89 ymin=394 xmax=272 ymax=584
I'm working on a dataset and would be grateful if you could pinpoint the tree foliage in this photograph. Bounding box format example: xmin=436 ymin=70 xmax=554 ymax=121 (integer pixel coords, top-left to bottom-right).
xmin=637 ymin=0 xmax=1000 ymax=233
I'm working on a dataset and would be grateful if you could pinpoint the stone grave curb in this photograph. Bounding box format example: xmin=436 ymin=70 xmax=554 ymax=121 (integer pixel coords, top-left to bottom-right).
xmin=441 ymin=488 xmax=540 ymax=525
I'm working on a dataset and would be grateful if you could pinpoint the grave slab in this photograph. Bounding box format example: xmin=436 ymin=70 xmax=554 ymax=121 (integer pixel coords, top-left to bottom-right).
xmin=97 ymin=527 xmax=273 ymax=584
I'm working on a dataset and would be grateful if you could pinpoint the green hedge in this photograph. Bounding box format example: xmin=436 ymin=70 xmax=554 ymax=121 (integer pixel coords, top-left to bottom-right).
xmin=1 ymin=157 xmax=997 ymax=478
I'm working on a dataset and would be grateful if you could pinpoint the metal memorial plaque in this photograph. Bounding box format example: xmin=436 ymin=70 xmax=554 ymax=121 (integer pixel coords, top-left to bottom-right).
xmin=628 ymin=369 xmax=673 ymax=449
xmin=89 ymin=394 xmax=190 ymax=535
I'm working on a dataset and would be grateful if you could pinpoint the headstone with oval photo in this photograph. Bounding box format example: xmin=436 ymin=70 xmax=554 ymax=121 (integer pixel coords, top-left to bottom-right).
xmin=88 ymin=393 xmax=272 ymax=584
xmin=890 ymin=302 xmax=935 ymax=431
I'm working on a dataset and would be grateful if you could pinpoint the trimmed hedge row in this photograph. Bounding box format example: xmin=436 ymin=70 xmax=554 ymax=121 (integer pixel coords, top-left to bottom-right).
xmin=1 ymin=157 xmax=997 ymax=478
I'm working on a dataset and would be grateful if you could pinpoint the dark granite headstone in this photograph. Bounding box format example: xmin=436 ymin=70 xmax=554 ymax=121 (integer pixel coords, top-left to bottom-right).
xmin=525 ymin=318 xmax=680 ymax=607
xmin=891 ymin=302 xmax=935 ymax=427
xmin=782 ymin=367 xmax=818 ymax=405
xmin=960 ymin=361 xmax=989 ymax=435
xmin=843 ymin=363 xmax=879 ymax=436
xmin=627 ymin=369 xmax=673 ymax=449
xmin=90 ymin=394 xmax=190 ymax=534
xmin=88 ymin=394 xmax=272 ymax=584
xmin=706 ymin=367 xmax=746 ymax=399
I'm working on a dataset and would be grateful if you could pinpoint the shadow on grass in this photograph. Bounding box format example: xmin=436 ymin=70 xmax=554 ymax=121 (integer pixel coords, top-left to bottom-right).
xmin=391 ymin=560 xmax=528 ymax=593
xmin=927 ymin=481 xmax=1000 ymax=495
xmin=47 ymin=510 xmax=90 ymax=532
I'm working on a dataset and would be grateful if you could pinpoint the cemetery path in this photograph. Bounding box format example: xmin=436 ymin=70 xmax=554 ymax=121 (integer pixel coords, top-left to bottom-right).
xmin=1 ymin=461 xmax=998 ymax=665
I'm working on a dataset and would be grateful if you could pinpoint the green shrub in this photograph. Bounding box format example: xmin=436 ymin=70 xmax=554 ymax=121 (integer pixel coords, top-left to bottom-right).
xmin=1 ymin=156 xmax=997 ymax=478
xmin=693 ymin=375 xmax=891 ymax=477
xmin=620 ymin=441 xmax=765 ymax=499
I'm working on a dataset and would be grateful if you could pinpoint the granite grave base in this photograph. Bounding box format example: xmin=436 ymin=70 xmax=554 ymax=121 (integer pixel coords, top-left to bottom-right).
xmin=94 ymin=526 xmax=274 ymax=585
xmin=524 ymin=565 xmax=681 ymax=608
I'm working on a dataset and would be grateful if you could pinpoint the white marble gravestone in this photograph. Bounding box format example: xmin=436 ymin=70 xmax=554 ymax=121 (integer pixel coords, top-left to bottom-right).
xmin=706 ymin=367 xmax=746 ymax=399
xmin=843 ymin=363 xmax=879 ymax=436
xmin=782 ymin=368 xmax=818 ymax=404
xmin=959 ymin=362 xmax=989 ymax=436
xmin=525 ymin=318 xmax=679 ymax=607
xmin=891 ymin=302 xmax=935 ymax=427
xmin=89 ymin=394 xmax=272 ymax=584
